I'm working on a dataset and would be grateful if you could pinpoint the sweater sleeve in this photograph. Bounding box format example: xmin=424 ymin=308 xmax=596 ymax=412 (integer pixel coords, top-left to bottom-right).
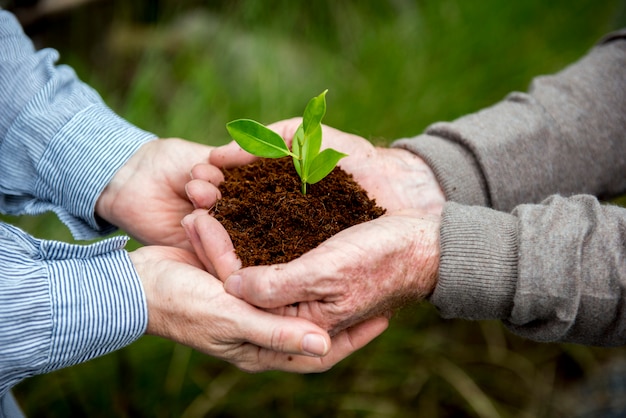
xmin=434 ymin=197 xmax=626 ymax=347
xmin=400 ymin=29 xmax=626 ymax=345
xmin=392 ymin=29 xmax=626 ymax=211
xmin=0 ymin=11 xmax=156 ymax=239
xmin=0 ymin=222 xmax=147 ymax=398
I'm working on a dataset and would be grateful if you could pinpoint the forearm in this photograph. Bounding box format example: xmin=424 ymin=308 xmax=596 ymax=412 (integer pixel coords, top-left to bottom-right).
xmin=393 ymin=29 xmax=626 ymax=210
xmin=433 ymin=196 xmax=626 ymax=346
xmin=0 ymin=11 xmax=155 ymax=239
xmin=0 ymin=223 xmax=147 ymax=397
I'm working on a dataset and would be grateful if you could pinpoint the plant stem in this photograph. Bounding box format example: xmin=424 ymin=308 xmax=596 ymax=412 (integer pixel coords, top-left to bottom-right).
xmin=299 ymin=158 xmax=307 ymax=195
xmin=294 ymin=132 xmax=307 ymax=195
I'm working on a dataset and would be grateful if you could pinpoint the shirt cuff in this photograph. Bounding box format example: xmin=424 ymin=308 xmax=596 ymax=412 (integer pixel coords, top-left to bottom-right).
xmin=0 ymin=223 xmax=147 ymax=396
xmin=43 ymin=234 xmax=147 ymax=373
xmin=430 ymin=202 xmax=519 ymax=320
xmin=33 ymin=104 xmax=155 ymax=239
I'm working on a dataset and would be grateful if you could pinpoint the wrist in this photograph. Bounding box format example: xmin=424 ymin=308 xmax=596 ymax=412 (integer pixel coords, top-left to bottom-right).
xmin=128 ymin=249 xmax=159 ymax=336
xmin=129 ymin=246 xmax=205 ymax=340
xmin=407 ymin=211 xmax=441 ymax=298
xmin=96 ymin=141 xmax=154 ymax=226
xmin=129 ymin=247 xmax=172 ymax=339
xmin=392 ymin=134 xmax=488 ymax=207
xmin=375 ymin=147 xmax=445 ymax=214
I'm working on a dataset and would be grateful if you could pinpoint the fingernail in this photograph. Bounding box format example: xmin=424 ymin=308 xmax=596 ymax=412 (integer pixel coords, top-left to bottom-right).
xmin=302 ymin=334 xmax=328 ymax=357
xmin=185 ymin=184 xmax=200 ymax=208
xmin=224 ymin=275 xmax=242 ymax=298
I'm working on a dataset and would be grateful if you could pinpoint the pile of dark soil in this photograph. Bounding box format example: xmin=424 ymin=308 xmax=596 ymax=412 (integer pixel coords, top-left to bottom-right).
xmin=212 ymin=157 xmax=385 ymax=267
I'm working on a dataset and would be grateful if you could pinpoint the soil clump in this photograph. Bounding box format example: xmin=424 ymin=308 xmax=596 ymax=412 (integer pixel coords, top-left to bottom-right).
xmin=212 ymin=157 xmax=385 ymax=267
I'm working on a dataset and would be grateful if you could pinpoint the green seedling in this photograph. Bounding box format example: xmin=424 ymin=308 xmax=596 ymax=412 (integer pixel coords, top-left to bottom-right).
xmin=226 ymin=90 xmax=347 ymax=194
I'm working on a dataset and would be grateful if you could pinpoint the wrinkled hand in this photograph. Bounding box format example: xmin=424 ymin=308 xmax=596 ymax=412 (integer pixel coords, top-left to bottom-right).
xmin=96 ymin=138 xmax=223 ymax=248
xmin=182 ymin=209 xmax=440 ymax=335
xmin=129 ymin=245 xmax=389 ymax=372
xmin=187 ymin=118 xmax=445 ymax=214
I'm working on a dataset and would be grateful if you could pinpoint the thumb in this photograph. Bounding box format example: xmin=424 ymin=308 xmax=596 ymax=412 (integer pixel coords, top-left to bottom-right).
xmin=247 ymin=313 xmax=332 ymax=357
xmin=224 ymin=254 xmax=330 ymax=308
xmin=182 ymin=211 xmax=241 ymax=280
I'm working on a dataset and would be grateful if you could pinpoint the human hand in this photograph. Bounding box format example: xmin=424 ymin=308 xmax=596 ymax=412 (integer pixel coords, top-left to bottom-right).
xmin=188 ymin=118 xmax=445 ymax=214
xmin=129 ymin=245 xmax=389 ymax=372
xmin=96 ymin=139 xmax=223 ymax=248
xmin=182 ymin=209 xmax=440 ymax=335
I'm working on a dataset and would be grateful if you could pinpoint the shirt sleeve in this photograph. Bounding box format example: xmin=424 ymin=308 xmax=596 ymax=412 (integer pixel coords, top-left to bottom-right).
xmin=0 ymin=10 xmax=156 ymax=239
xmin=0 ymin=221 xmax=147 ymax=398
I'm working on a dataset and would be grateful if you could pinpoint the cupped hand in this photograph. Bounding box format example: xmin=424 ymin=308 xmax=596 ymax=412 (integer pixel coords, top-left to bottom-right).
xmin=187 ymin=118 xmax=445 ymax=214
xmin=129 ymin=245 xmax=389 ymax=373
xmin=96 ymin=138 xmax=223 ymax=248
xmin=182 ymin=209 xmax=441 ymax=335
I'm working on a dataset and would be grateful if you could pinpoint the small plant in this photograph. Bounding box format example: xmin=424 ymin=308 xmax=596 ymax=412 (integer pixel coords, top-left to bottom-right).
xmin=226 ymin=90 xmax=347 ymax=194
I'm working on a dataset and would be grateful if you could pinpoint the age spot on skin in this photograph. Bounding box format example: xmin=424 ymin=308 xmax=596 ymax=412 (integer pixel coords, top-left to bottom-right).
xmin=288 ymin=356 xmax=293 ymax=361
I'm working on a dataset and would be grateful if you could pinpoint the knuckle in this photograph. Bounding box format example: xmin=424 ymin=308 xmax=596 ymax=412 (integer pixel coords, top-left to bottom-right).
xmin=269 ymin=326 xmax=289 ymax=352
xmin=249 ymin=272 xmax=278 ymax=307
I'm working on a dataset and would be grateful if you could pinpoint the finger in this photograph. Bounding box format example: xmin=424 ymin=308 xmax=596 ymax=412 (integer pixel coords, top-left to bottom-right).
xmin=185 ymin=179 xmax=222 ymax=209
xmin=190 ymin=163 xmax=224 ymax=185
xmin=224 ymin=248 xmax=335 ymax=307
xmin=241 ymin=310 xmax=332 ymax=358
xmin=326 ymin=315 xmax=389 ymax=360
xmin=181 ymin=210 xmax=218 ymax=276
xmin=238 ymin=315 xmax=389 ymax=373
xmin=292 ymin=315 xmax=389 ymax=371
xmin=209 ymin=141 xmax=258 ymax=169
xmin=184 ymin=212 xmax=241 ymax=280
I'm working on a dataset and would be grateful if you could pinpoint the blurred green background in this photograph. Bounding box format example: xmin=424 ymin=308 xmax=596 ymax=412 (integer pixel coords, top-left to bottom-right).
xmin=3 ymin=0 xmax=626 ymax=416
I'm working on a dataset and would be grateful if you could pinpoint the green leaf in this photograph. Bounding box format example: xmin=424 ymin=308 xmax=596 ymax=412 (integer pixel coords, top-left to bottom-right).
xmin=302 ymin=89 xmax=327 ymax=139
xmin=306 ymin=148 xmax=347 ymax=184
xmin=226 ymin=119 xmax=291 ymax=158
xmin=302 ymin=124 xmax=322 ymax=175
xmin=225 ymin=90 xmax=346 ymax=195
xmin=301 ymin=90 xmax=326 ymax=181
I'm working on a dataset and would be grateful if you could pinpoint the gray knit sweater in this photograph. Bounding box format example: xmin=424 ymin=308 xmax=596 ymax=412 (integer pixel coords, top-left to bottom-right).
xmin=393 ymin=29 xmax=626 ymax=346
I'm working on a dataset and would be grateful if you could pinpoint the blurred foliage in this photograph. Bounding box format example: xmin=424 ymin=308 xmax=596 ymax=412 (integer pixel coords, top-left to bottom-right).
xmin=4 ymin=0 xmax=626 ymax=417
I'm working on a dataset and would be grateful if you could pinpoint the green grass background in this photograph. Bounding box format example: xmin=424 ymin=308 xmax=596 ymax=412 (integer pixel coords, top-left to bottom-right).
xmin=5 ymin=0 xmax=626 ymax=416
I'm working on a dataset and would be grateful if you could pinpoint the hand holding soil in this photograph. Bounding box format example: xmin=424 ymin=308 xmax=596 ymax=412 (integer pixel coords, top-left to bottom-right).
xmin=183 ymin=209 xmax=441 ymax=336
xmin=129 ymin=245 xmax=388 ymax=372
xmin=184 ymin=119 xmax=444 ymax=335
xmin=96 ymin=138 xmax=221 ymax=249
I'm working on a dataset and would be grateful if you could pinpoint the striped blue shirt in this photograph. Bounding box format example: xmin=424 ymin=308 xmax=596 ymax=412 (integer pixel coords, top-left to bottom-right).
xmin=0 ymin=10 xmax=155 ymax=413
